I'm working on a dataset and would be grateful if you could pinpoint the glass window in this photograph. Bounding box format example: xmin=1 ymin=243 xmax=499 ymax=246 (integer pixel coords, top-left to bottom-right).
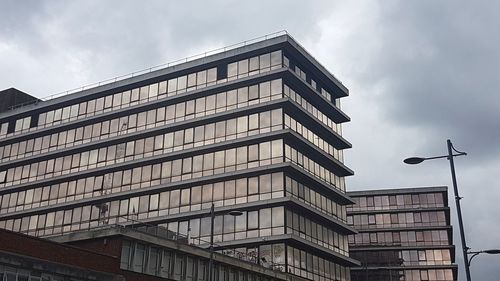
xmin=249 ymin=114 xmax=258 ymax=131
xmin=178 ymin=76 xmax=187 ymax=90
xmin=271 ymin=79 xmax=282 ymax=95
xmin=259 ymin=54 xmax=271 ymax=69
xmin=248 ymin=211 xmax=258 ymax=229
xmin=249 ymin=85 xmax=259 ymax=100
xmin=260 ymin=82 xmax=270 ymax=97
xmin=224 ymin=180 xmax=236 ymax=199
xmin=197 ymin=70 xmax=207 ymax=85
xmin=227 ymin=90 xmax=237 ymax=106
xmin=195 ymin=97 xmax=205 ymax=114
xmin=168 ymin=78 xmax=177 ymax=93
xmin=188 ymin=73 xmax=197 ymax=88
xmin=238 ymin=60 xmax=248 ymax=75
xmin=235 ymin=211 xmax=246 ymax=232
xmin=203 ymin=153 xmax=214 ymax=170
xmin=249 ymin=56 xmax=259 ymax=72
xmin=133 ymin=243 xmax=146 ymax=272
xmin=237 ymin=87 xmax=248 ymax=103
xmin=191 ymin=186 xmax=201 ymax=204
xmin=259 ymin=175 xmax=271 ymax=193
xmin=259 ymin=142 xmax=271 ymax=160
xmin=248 ymin=177 xmax=258 ymax=195
xmin=228 ymin=62 xmax=238 ymax=78
xmin=248 ymin=145 xmax=258 ymax=162
xmin=270 ymin=50 xmax=282 ymax=66
xmin=207 ymin=68 xmax=217 ymax=83
xmin=259 ymin=208 xmax=271 ymax=228
xmin=170 ymin=190 xmax=180 ymax=207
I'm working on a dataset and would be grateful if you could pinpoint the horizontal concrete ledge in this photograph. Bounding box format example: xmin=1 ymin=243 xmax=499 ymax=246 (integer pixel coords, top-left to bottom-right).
xmin=347 ymin=186 xmax=448 ymax=197
xmin=350 ymin=264 xmax=459 ymax=271
xmin=347 ymin=206 xmax=451 ymax=216
xmin=352 ymin=225 xmax=453 ymax=233
xmin=349 ymin=244 xmax=455 ymax=252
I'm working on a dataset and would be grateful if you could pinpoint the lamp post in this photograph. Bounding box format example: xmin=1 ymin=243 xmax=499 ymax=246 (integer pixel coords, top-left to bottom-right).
xmin=404 ymin=139 xmax=472 ymax=281
xmin=208 ymin=203 xmax=243 ymax=281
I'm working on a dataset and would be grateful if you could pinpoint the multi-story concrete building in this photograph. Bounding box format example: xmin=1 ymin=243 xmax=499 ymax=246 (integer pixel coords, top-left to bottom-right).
xmin=0 ymin=32 xmax=357 ymax=281
xmin=347 ymin=187 xmax=458 ymax=281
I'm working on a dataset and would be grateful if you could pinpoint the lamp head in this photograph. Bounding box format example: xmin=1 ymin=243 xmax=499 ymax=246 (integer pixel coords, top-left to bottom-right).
xmin=403 ymin=157 xmax=426 ymax=165
xmin=484 ymin=249 xmax=500 ymax=254
xmin=228 ymin=210 xmax=243 ymax=217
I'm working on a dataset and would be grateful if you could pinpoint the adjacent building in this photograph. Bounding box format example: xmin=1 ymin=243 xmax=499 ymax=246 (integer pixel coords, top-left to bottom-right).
xmin=0 ymin=32 xmax=357 ymax=281
xmin=0 ymin=88 xmax=40 ymax=114
xmin=347 ymin=187 xmax=458 ymax=281
xmin=0 ymin=225 xmax=308 ymax=281
xmin=0 ymin=228 xmax=120 ymax=281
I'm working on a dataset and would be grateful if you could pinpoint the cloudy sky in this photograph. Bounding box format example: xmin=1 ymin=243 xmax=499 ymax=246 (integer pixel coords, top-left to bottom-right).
xmin=1 ymin=0 xmax=499 ymax=279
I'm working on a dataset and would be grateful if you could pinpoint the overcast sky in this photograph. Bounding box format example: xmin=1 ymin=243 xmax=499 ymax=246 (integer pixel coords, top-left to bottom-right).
xmin=1 ymin=0 xmax=499 ymax=279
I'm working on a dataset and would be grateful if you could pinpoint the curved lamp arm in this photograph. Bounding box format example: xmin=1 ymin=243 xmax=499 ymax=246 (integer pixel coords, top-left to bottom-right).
xmin=468 ymin=249 xmax=500 ymax=265
xmin=468 ymin=252 xmax=481 ymax=265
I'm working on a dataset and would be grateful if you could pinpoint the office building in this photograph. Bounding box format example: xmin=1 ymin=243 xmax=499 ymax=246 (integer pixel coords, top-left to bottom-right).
xmin=0 ymin=32 xmax=357 ymax=281
xmin=347 ymin=187 xmax=458 ymax=281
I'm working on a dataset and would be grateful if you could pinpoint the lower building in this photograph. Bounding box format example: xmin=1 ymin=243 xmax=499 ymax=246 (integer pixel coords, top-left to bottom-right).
xmin=0 ymin=228 xmax=120 ymax=281
xmin=346 ymin=187 xmax=458 ymax=281
xmin=0 ymin=225 xmax=307 ymax=281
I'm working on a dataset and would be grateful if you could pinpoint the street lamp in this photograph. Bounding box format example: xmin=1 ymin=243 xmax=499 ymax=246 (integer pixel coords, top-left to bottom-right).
xmin=403 ymin=140 xmax=499 ymax=280
xmin=404 ymin=139 xmax=472 ymax=281
xmin=468 ymin=249 xmax=500 ymax=265
xmin=208 ymin=203 xmax=243 ymax=281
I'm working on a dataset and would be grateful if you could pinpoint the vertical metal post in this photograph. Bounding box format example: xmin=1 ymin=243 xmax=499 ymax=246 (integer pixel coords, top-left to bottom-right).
xmin=447 ymin=139 xmax=472 ymax=281
xmin=364 ymin=263 xmax=368 ymax=281
xmin=364 ymin=251 xmax=368 ymax=281
xmin=208 ymin=203 xmax=215 ymax=281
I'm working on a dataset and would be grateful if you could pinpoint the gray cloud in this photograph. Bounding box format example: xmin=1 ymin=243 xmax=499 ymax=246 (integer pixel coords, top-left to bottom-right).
xmin=330 ymin=1 xmax=500 ymax=280
xmin=0 ymin=0 xmax=334 ymax=96
xmin=373 ymin=1 xmax=500 ymax=163
xmin=1 ymin=1 xmax=499 ymax=280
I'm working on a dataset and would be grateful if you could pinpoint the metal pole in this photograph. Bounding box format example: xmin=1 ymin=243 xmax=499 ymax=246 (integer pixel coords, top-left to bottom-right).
xmin=208 ymin=203 xmax=215 ymax=281
xmin=364 ymin=263 xmax=368 ymax=281
xmin=447 ymin=139 xmax=472 ymax=281
xmin=364 ymin=251 xmax=368 ymax=281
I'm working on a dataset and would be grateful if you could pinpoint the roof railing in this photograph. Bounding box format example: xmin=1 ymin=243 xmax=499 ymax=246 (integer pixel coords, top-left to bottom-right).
xmin=8 ymin=31 xmax=288 ymax=111
xmin=8 ymin=30 xmax=343 ymax=111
